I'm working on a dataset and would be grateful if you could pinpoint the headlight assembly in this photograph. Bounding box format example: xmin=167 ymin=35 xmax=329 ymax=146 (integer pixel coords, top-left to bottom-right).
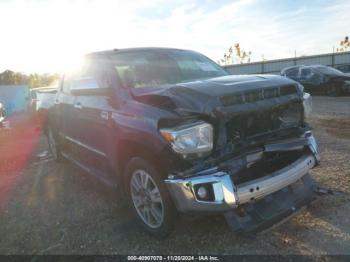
xmin=160 ymin=121 xmax=213 ymax=158
xmin=279 ymin=107 xmax=302 ymax=128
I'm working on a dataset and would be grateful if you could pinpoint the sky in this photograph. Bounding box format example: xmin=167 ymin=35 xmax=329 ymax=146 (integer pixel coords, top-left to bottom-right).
xmin=0 ymin=0 xmax=349 ymax=73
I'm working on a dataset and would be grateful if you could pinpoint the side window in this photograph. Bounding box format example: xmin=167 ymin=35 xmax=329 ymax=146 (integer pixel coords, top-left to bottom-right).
xmin=337 ymin=65 xmax=345 ymax=71
xmin=63 ymin=64 xmax=97 ymax=94
xmin=338 ymin=65 xmax=350 ymax=73
xmin=300 ymin=68 xmax=314 ymax=79
xmin=80 ymin=62 xmax=113 ymax=90
xmin=71 ymin=77 xmax=99 ymax=91
xmin=286 ymin=68 xmax=299 ymax=78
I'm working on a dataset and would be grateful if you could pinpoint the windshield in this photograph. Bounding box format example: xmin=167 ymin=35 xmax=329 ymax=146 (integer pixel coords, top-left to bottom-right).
xmin=314 ymin=66 xmax=344 ymax=76
xmin=111 ymin=49 xmax=227 ymax=88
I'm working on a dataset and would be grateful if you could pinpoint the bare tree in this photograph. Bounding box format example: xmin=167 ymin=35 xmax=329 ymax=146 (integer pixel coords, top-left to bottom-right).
xmin=336 ymin=36 xmax=349 ymax=52
xmin=219 ymin=43 xmax=252 ymax=65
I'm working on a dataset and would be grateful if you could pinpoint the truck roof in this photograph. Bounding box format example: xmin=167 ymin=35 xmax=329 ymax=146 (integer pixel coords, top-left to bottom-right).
xmin=85 ymin=47 xmax=193 ymax=58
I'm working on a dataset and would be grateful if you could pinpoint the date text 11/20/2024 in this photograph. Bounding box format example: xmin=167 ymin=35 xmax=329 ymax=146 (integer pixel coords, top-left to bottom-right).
xmin=127 ymin=255 xmax=219 ymax=261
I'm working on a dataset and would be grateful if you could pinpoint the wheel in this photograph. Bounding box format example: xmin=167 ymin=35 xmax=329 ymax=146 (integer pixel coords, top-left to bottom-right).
xmin=125 ymin=157 xmax=176 ymax=238
xmin=47 ymin=126 xmax=62 ymax=161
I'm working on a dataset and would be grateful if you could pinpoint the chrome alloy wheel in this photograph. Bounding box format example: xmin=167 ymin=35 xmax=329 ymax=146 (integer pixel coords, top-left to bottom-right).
xmin=130 ymin=169 xmax=164 ymax=228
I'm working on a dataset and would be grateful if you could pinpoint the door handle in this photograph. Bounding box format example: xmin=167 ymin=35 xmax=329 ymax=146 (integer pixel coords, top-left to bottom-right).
xmin=74 ymin=102 xmax=83 ymax=109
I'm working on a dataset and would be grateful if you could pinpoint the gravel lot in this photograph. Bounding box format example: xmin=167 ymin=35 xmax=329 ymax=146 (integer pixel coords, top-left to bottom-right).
xmin=0 ymin=96 xmax=349 ymax=255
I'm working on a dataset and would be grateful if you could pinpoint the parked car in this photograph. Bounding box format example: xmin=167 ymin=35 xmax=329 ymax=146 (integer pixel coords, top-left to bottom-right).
xmin=0 ymin=102 xmax=6 ymax=127
xmin=30 ymin=84 xmax=58 ymax=114
xmin=281 ymin=65 xmax=350 ymax=95
xmin=334 ymin=65 xmax=350 ymax=91
xmin=29 ymin=85 xmax=58 ymax=124
xmin=47 ymin=48 xmax=320 ymax=238
xmin=335 ymin=64 xmax=350 ymax=75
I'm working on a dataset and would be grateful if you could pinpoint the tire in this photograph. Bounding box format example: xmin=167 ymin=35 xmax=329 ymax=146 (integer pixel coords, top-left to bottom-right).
xmin=47 ymin=125 xmax=62 ymax=161
xmin=125 ymin=157 xmax=176 ymax=238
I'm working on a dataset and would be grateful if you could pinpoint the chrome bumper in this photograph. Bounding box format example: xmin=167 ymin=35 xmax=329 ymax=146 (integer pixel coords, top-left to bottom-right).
xmin=236 ymin=154 xmax=315 ymax=204
xmin=165 ymin=134 xmax=318 ymax=213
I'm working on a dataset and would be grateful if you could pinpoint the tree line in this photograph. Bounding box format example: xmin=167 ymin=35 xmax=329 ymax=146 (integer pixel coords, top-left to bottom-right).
xmin=0 ymin=70 xmax=60 ymax=88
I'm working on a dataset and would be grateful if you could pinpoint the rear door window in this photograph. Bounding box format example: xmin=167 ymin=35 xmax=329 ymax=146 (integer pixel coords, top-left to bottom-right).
xmin=300 ymin=68 xmax=313 ymax=79
xmin=340 ymin=65 xmax=350 ymax=72
xmin=285 ymin=68 xmax=299 ymax=78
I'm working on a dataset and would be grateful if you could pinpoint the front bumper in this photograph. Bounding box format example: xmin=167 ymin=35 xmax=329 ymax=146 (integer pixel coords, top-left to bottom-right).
xmin=165 ymin=133 xmax=319 ymax=213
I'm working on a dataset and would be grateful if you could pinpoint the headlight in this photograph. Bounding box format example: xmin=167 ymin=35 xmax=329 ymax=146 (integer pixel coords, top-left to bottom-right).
xmin=303 ymin=92 xmax=312 ymax=119
xmin=160 ymin=122 xmax=213 ymax=158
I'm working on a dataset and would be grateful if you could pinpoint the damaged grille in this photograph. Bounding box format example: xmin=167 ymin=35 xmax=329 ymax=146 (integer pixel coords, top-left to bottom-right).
xmin=232 ymin=150 xmax=304 ymax=184
xmin=226 ymin=102 xmax=303 ymax=143
xmin=220 ymin=85 xmax=298 ymax=106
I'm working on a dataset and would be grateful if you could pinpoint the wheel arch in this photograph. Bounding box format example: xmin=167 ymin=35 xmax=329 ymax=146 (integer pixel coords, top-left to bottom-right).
xmin=115 ymin=139 xmax=172 ymax=189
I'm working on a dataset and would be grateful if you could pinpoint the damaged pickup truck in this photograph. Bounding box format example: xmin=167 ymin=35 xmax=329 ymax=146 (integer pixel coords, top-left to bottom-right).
xmin=47 ymin=48 xmax=320 ymax=238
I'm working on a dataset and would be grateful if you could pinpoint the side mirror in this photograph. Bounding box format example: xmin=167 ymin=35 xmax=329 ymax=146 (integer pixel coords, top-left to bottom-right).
xmin=71 ymin=77 xmax=110 ymax=96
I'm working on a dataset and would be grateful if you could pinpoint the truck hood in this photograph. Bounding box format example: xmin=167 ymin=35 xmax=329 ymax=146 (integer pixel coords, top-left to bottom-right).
xmin=130 ymin=75 xmax=302 ymax=118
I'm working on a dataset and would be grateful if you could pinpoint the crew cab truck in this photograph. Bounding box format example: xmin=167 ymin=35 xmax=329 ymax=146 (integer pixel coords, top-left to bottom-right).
xmin=47 ymin=48 xmax=319 ymax=238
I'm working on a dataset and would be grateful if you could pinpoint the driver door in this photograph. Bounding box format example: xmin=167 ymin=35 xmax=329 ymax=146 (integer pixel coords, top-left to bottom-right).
xmin=69 ymin=63 xmax=118 ymax=184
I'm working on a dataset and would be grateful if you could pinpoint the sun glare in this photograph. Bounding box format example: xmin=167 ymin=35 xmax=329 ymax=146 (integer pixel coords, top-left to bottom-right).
xmin=58 ymin=54 xmax=85 ymax=75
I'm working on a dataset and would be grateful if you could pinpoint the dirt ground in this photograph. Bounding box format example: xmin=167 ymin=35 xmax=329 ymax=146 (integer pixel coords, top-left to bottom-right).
xmin=0 ymin=96 xmax=349 ymax=255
